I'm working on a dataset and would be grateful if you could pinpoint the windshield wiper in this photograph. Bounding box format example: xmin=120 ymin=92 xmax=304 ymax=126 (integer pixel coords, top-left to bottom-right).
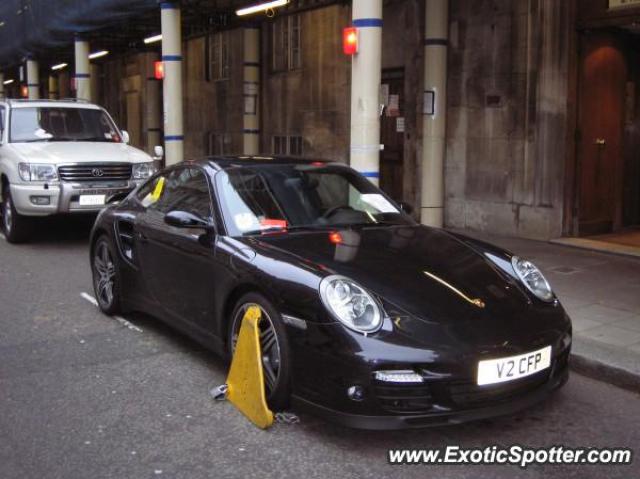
xmin=21 ymin=138 xmax=52 ymax=143
xmin=47 ymin=137 xmax=76 ymax=142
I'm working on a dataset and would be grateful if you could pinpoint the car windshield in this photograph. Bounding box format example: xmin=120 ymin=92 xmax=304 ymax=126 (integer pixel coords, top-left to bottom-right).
xmin=216 ymin=163 xmax=415 ymax=236
xmin=10 ymin=107 xmax=121 ymax=143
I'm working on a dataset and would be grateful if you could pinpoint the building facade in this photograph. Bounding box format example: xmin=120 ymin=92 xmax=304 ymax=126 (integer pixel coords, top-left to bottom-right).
xmin=1 ymin=0 xmax=639 ymax=242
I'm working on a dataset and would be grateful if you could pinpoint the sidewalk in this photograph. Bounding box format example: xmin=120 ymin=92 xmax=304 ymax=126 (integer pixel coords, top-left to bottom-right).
xmin=455 ymin=229 xmax=640 ymax=392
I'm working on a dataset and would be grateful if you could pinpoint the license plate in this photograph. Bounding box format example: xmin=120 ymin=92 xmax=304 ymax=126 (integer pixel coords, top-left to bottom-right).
xmin=79 ymin=194 xmax=106 ymax=206
xmin=477 ymin=346 xmax=552 ymax=386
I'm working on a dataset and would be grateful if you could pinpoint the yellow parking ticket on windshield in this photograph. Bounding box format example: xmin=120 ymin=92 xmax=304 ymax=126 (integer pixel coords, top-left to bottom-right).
xmin=151 ymin=177 xmax=165 ymax=201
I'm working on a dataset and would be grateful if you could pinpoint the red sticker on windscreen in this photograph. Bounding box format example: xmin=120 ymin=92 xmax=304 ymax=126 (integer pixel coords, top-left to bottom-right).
xmin=260 ymin=219 xmax=288 ymax=229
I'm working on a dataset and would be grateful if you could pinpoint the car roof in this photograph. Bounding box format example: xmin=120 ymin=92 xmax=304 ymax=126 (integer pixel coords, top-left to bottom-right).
xmin=193 ymin=155 xmax=340 ymax=171
xmin=6 ymin=99 xmax=102 ymax=110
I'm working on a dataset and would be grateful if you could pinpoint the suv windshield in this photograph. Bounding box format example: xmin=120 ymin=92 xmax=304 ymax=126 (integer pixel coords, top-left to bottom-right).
xmin=216 ymin=163 xmax=414 ymax=236
xmin=10 ymin=107 xmax=121 ymax=143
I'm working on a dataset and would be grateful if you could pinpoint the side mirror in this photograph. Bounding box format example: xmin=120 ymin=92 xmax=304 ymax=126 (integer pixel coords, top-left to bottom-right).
xmin=121 ymin=130 xmax=130 ymax=144
xmin=153 ymin=145 xmax=164 ymax=159
xmin=164 ymin=210 xmax=213 ymax=230
xmin=398 ymin=201 xmax=414 ymax=215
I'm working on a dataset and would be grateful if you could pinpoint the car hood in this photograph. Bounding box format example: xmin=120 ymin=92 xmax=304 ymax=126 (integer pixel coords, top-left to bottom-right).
xmin=7 ymin=142 xmax=152 ymax=164
xmin=247 ymin=225 xmax=534 ymax=324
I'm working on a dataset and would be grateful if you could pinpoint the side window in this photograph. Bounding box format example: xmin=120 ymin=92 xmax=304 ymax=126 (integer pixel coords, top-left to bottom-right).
xmin=140 ymin=168 xmax=213 ymax=220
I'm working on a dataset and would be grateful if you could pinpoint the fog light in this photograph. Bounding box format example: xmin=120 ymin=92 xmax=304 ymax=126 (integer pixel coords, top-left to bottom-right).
xmin=30 ymin=196 xmax=50 ymax=205
xmin=374 ymin=370 xmax=424 ymax=383
xmin=347 ymin=385 xmax=366 ymax=401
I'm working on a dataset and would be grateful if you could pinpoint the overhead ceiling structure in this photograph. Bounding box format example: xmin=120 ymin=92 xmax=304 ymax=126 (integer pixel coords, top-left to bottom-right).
xmin=0 ymin=0 xmax=341 ymax=71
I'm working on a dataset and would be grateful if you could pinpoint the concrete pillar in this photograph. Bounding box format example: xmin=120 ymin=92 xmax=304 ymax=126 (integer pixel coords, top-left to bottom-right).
xmin=74 ymin=38 xmax=91 ymax=101
xmin=161 ymin=1 xmax=184 ymax=165
xmin=48 ymin=75 xmax=59 ymax=99
xmin=420 ymin=0 xmax=448 ymax=227
xmin=0 ymin=73 xmax=4 ymax=99
xmin=243 ymin=27 xmax=261 ymax=155
xmin=145 ymin=52 xmax=163 ymax=155
xmin=26 ymin=59 xmax=40 ymax=99
xmin=349 ymin=0 xmax=383 ymax=185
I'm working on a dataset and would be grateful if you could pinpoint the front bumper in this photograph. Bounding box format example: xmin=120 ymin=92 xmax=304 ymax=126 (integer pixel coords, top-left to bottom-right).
xmin=10 ymin=180 xmax=141 ymax=216
xmin=285 ymin=311 xmax=572 ymax=430
xmin=292 ymin=354 xmax=569 ymax=430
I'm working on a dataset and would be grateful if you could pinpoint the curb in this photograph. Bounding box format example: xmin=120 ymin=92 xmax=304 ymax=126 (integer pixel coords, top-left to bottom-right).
xmin=570 ymin=352 xmax=640 ymax=395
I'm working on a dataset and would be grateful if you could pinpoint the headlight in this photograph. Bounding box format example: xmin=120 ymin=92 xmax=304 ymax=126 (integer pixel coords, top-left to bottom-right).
xmin=319 ymin=275 xmax=383 ymax=334
xmin=511 ymin=256 xmax=554 ymax=302
xmin=18 ymin=163 xmax=58 ymax=182
xmin=132 ymin=162 xmax=157 ymax=180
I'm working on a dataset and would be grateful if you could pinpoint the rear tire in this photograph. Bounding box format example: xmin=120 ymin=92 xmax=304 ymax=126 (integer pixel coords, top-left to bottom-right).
xmin=2 ymin=184 xmax=33 ymax=244
xmin=228 ymin=292 xmax=292 ymax=410
xmin=91 ymin=236 xmax=123 ymax=315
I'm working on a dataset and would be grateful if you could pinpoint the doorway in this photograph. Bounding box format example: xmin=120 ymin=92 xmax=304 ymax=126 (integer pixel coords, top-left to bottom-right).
xmin=575 ymin=30 xmax=640 ymax=238
xmin=380 ymin=69 xmax=405 ymax=202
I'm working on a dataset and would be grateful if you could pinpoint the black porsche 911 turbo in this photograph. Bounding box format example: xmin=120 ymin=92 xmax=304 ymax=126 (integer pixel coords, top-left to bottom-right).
xmin=89 ymin=156 xmax=572 ymax=430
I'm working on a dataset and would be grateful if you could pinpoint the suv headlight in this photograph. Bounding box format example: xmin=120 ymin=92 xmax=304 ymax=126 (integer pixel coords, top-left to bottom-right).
xmin=18 ymin=163 xmax=58 ymax=182
xmin=511 ymin=256 xmax=554 ymax=302
xmin=132 ymin=162 xmax=157 ymax=180
xmin=319 ymin=275 xmax=383 ymax=334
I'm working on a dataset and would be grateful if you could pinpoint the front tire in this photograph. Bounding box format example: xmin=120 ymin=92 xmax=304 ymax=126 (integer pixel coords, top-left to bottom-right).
xmin=2 ymin=184 xmax=33 ymax=244
xmin=228 ymin=293 xmax=292 ymax=410
xmin=91 ymin=236 xmax=123 ymax=315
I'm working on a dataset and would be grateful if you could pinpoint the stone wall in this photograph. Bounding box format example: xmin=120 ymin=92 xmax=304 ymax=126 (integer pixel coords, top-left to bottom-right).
xmin=445 ymin=0 xmax=571 ymax=239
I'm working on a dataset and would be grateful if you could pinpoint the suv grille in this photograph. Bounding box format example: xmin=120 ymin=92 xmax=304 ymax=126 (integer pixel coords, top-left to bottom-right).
xmin=58 ymin=164 xmax=132 ymax=182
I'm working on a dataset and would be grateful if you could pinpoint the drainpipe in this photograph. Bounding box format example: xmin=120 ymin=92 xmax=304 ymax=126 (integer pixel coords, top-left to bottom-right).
xmin=349 ymin=0 xmax=383 ymax=185
xmin=420 ymin=0 xmax=448 ymax=227
xmin=161 ymin=1 xmax=184 ymax=165
xmin=243 ymin=26 xmax=261 ymax=155
xmin=26 ymin=59 xmax=40 ymax=99
xmin=74 ymin=38 xmax=91 ymax=101
xmin=48 ymin=75 xmax=59 ymax=99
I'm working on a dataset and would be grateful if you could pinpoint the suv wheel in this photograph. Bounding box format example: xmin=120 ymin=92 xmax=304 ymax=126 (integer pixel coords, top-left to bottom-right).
xmin=2 ymin=184 xmax=32 ymax=244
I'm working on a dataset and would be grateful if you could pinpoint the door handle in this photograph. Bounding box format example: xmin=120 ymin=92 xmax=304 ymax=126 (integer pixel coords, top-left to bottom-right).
xmin=595 ymin=138 xmax=606 ymax=146
xmin=137 ymin=231 xmax=148 ymax=243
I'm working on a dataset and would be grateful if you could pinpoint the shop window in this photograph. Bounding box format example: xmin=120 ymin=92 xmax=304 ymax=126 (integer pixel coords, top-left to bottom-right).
xmin=271 ymin=14 xmax=301 ymax=72
xmin=208 ymin=31 xmax=230 ymax=81
xmin=208 ymin=132 xmax=231 ymax=155
xmin=272 ymin=135 xmax=303 ymax=156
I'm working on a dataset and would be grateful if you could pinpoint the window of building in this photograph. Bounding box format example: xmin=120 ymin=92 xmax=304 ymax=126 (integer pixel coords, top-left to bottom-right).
xmin=208 ymin=31 xmax=230 ymax=81
xmin=272 ymin=135 xmax=303 ymax=156
xmin=271 ymin=14 xmax=301 ymax=72
xmin=208 ymin=132 xmax=231 ymax=155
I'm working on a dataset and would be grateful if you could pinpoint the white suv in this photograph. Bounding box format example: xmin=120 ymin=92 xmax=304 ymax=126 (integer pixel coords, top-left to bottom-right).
xmin=0 ymin=99 xmax=160 ymax=243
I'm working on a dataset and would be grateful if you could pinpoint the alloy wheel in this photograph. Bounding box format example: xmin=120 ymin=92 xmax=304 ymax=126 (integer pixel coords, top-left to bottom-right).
xmin=94 ymin=242 xmax=116 ymax=307
xmin=231 ymin=303 xmax=282 ymax=395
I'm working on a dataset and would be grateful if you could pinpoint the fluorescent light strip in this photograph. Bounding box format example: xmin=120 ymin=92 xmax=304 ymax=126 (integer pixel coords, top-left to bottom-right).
xmin=236 ymin=0 xmax=289 ymax=16
xmin=3 ymin=79 xmax=14 ymax=85
xmin=144 ymin=34 xmax=162 ymax=44
xmin=51 ymin=63 xmax=68 ymax=71
xmin=89 ymin=50 xmax=109 ymax=60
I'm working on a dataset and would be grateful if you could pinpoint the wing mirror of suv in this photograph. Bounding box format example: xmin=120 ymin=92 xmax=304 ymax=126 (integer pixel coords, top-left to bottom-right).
xmin=164 ymin=210 xmax=213 ymax=230
xmin=121 ymin=130 xmax=130 ymax=144
xmin=153 ymin=145 xmax=164 ymax=159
